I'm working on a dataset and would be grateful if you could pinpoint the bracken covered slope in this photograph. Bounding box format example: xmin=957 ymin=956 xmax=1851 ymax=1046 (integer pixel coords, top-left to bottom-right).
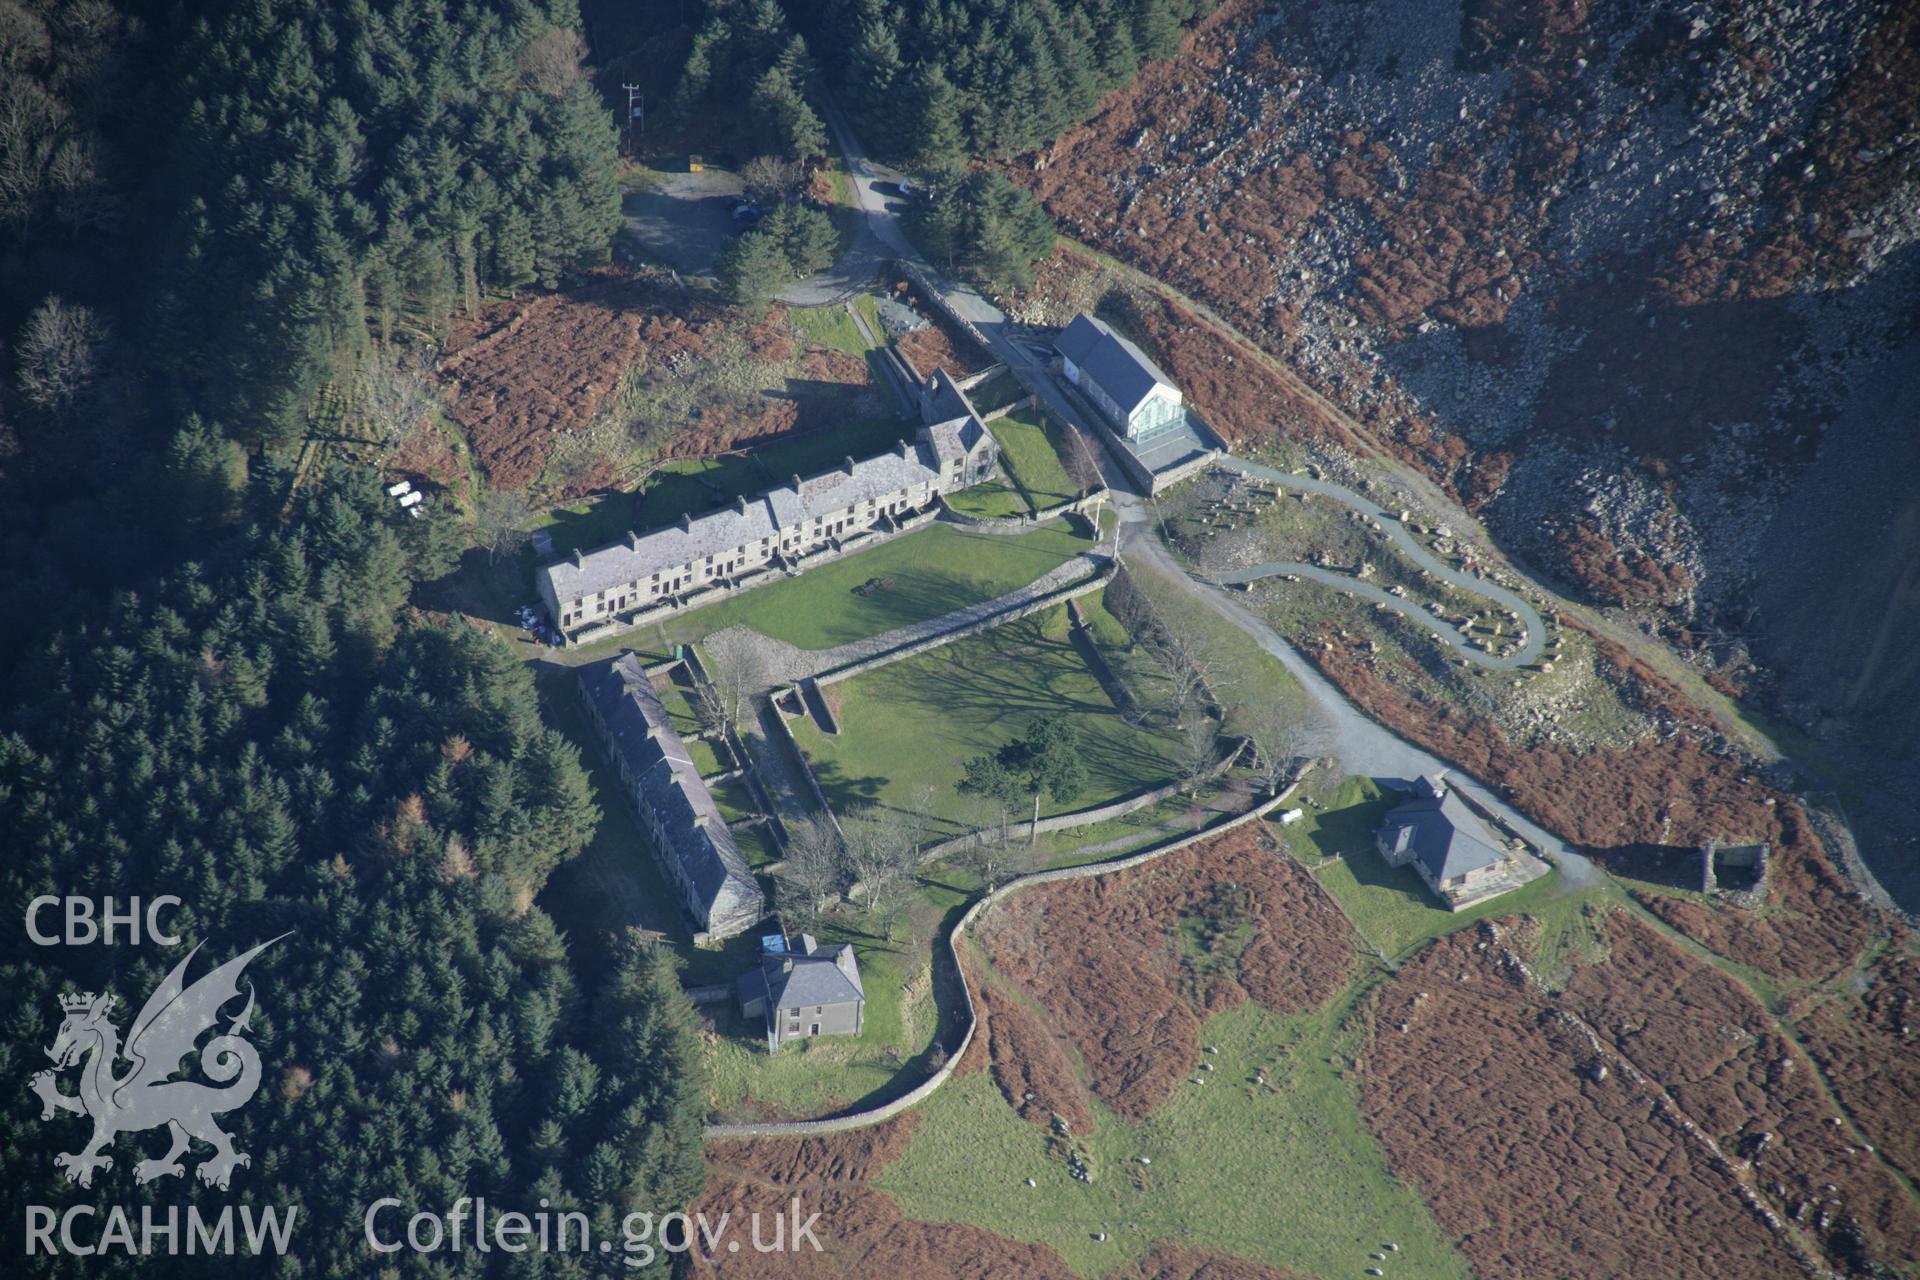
xmin=1017 ymin=0 xmax=1920 ymax=875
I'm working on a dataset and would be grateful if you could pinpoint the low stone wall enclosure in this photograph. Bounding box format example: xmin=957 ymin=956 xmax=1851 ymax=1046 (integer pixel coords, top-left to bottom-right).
xmin=814 ymin=563 xmax=1111 ymax=688
xmin=703 ymin=771 xmax=1312 ymax=1139
xmin=938 ymin=488 xmax=1105 ymax=535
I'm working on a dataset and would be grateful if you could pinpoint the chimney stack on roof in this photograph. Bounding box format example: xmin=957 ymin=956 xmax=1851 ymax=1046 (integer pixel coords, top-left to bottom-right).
xmin=680 ymin=513 xmax=693 ymax=533
xmin=570 ymin=548 xmax=584 ymax=568
xmin=736 ymin=495 xmax=749 ymax=515
xmin=791 ymin=474 xmax=803 ymax=492
xmin=626 ymin=530 xmax=641 ymax=551
xmin=845 ymin=455 xmax=857 ymax=475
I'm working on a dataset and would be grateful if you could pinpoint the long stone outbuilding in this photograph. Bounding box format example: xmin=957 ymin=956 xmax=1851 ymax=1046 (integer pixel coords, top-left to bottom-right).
xmin=577 ymin=653 xmax=764 ymax=940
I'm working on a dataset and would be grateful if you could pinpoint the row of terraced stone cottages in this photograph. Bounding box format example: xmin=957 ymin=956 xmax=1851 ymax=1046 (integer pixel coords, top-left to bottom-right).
xmin=534 ymin=369 xmax=998 ymax=642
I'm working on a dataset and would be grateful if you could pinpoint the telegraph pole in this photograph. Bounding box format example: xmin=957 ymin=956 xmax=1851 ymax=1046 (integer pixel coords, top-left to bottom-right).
xmin=621 ymin=84 xmax=643 ymax=156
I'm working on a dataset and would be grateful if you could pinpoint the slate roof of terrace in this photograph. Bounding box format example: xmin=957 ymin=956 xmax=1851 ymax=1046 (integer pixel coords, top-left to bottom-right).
xmin=577 ymin=655 xmax=760 ymax=924
xmin=1055 ymin=313 xmax=1179 ymax=417
xmin=541 ymin=370 xmax=994 ymax=607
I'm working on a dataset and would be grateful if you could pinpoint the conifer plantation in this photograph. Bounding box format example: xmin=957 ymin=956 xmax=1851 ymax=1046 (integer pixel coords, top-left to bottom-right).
xmin=819 ymin=0 xmax=1218 ymax=164
xmin=150 ymin=0 xmax=625 ymax=438
xmin=0 ymin=477 xmax=707 ymax=1275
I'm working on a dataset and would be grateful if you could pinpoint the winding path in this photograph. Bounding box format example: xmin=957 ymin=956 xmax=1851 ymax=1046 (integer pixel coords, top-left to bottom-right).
xmin=1205 ymin=456 xmax=1548 ymax=670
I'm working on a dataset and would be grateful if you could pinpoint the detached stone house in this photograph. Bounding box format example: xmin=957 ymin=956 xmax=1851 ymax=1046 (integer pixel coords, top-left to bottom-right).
xmin=736 ymin=933 xmax=865 ymax=1050
xmin=577 ymin=654 xmax=763 ymax=939
xmin=1376 ymin=774 xmax=1515 ymax=909
xmin=1054 ymin=313 xmax=1187 ymax=444
xmin=535 ymin=370 xmax=997 ymax=641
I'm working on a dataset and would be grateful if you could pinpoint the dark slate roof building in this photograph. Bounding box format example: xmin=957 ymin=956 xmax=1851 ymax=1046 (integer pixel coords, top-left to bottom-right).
xmin=1054 ymin=313 xmax=1186 ymax=443
xmin=535 ymin=369 xmax=997 ymax=640
xmin=1376 ymin=774 xmax=1511 ymax=907
xmin=736 ymin=933 xmax=865 ymax=1049
xmin=577 ymin=655 xmax=763 ymax=939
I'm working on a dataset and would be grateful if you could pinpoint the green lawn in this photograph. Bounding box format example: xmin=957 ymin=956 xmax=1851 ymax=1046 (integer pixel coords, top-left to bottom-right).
xmin=730 ymin=822 xmax=782 ymax=869
xmin=852 ymin=292 xmax=884 ymax=340
xmin=686 ymin=735 xmax=733 ymax=777
xmin=708 ymin=778 xmax=760 ymax=825
xmin=990 ymin=408 xmax=1078 ymax=512
xmin=790 ymin=604 xmax=1182 ymax=832
xmin=877 ymin=994 xmax=1471 ymax=1280
xmin=967 ymin=372 xmax=1027 ymax=415
xmin=944 ymin=477 xmax=1033 ymax=520
xmin=704 ymin=915 xmax=941 ymax=1122
xmin=789 ymin=303 xmax=873 ymax=358
xmin=1284 ymin=775 xmax=1600 ymax=969
xmin=650 ymin=671 xmax=707 ymax=736
xmin=683 ymin=519 xmax=1097 ymax=651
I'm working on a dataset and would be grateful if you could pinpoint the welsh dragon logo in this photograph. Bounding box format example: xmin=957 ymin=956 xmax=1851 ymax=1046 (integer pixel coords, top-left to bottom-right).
xmin=30 ymin=935 xmax=287 ymax=1190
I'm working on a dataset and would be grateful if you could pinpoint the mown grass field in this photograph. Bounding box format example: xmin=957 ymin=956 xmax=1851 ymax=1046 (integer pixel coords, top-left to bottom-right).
xmin=789 ymin=602 xmax=1181 ymax=832
xmin=680 ymin=519 xmax=1097 ymax=651
xmin=990 ymin=407 xmax=1078 ymax=509
xmin=877 ymin=991 xmax=1472 ymax=1280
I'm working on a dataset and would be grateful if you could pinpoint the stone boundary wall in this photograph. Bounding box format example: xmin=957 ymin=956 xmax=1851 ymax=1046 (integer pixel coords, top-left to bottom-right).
xmin=913 ymin=738 xmax=1249 ymax=866
xmin=894 ymin=259 xmax=995 ymax=358
xmin=683 ymin=646 xmax=790 ymax=850
xmin=936 ymin=489 xmax=1104 ymax=534
xmin=703 ymin=770 xmax=1310 ymax=1139
xmin=1148 ymin=448 xmax=1220 ymax=496
xmin=765 ymin=685 xmax=844 ymax=842
xmin=979 ymin=392 xmax=1039 ymax=423
xmin=813 ymin=566 xmax=1113 ymax=688
xmin=1066 ymin=596 xmax=1128 ymax=706
xmin=801 ymin=677 xmax=840 ymax=736
xmin=955 ymin=364 xmax=1007 ymax=391
xmin=562 ymin=509 xmax=941 ymax=649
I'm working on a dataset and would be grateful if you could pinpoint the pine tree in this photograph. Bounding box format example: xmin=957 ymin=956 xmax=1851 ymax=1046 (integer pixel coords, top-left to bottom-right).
xmin=911 ymin=64 xmax=967 ymax=171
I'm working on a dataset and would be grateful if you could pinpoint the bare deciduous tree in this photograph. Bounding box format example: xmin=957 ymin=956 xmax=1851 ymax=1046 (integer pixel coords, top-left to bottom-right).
xmin=958 ymin=791 xmax=1018 ymax=891
xmin=515 ymin=29 xmax=588 ymax=97
xmin=1175 ymin=715 xmax=1223 ymax=795
xmin=697 ymin=628 xmax=779 ymax=735
xmin=1238 ymin=696 xmax=1313 ymax=797
xmin=740 ymin=155 xmax=807 ymax=207
xmin=1062 ymin=425 xmax=1104 ymax=499
xmin=13 ymin=294 xmax=107 ymax=420
xmin=471 ymin=486 xmax=533 ymax=561
xmin=1111 ymin=567 xmax=1241 ymax=725
xmin=359 ymin=347 xmax=435 ymax=453
xmin=841 ymin=805 xmax=919 ymax=939
xmin=774 ymin=815 xmax=844 ymax=931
